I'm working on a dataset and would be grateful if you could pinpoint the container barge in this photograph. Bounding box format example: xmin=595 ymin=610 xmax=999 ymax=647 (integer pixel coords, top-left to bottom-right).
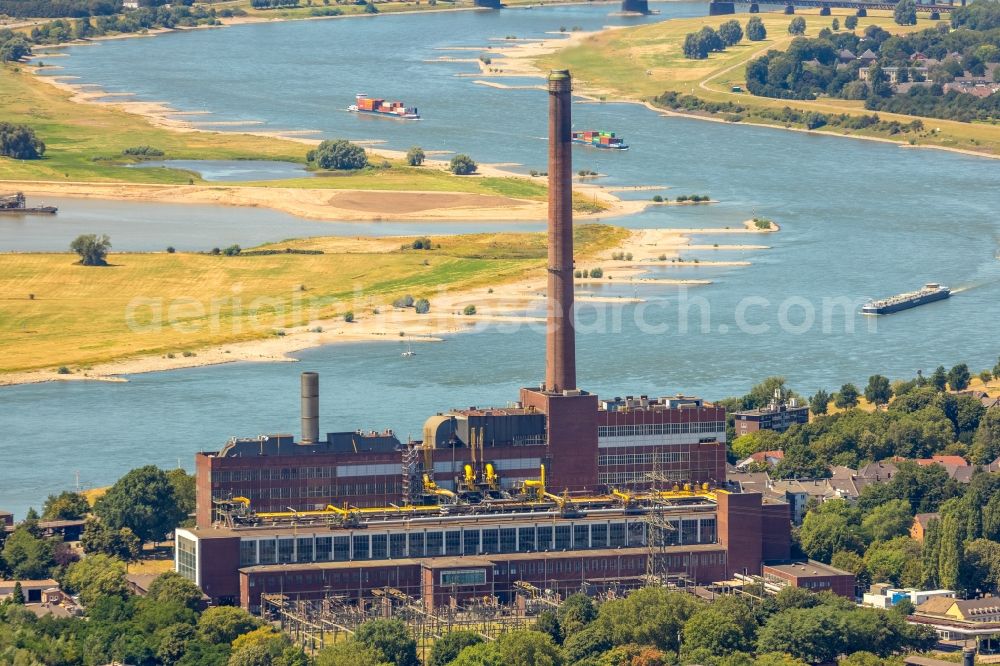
xmin=861 ymin=283 xmax=950 ymax=315
xmin=348 ymin=94 xmax=420 ymax=120
xmin=0 ymin=192 xmax=57 ymax=215
xmin=572 ymin=130 xmax=628 ymax=150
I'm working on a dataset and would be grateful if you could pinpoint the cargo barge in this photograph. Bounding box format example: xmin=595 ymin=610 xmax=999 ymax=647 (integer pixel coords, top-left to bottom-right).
xmin=572 ymin=130 xmax=628 ymax=150
xmin=861 ymin=283 xmax=950 ymax=315
xmin=0 ymin=192 xmax=57 ymax=215
xmin=348 ymin=94 xmax=420 ymax=120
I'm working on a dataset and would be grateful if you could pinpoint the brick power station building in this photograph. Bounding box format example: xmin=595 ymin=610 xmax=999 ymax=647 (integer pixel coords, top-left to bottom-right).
xmin=177 ymin=71 xmax=793 ymax=612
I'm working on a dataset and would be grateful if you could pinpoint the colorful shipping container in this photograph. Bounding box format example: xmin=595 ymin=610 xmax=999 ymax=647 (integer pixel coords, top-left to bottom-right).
xmin=572 ymin=130 xmax=629 ymax=150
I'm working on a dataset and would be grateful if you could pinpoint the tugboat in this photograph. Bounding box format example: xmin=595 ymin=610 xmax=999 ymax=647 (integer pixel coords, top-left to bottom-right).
xmin=348 ymin=94 xmax=420 ymax=120
xmin=571 ymin=130 xmax=629 ymax=150
xmin=861 ymin=283 xmax=950 ymax=315
xmin=0 ymin=192 xmax=57 ymax=215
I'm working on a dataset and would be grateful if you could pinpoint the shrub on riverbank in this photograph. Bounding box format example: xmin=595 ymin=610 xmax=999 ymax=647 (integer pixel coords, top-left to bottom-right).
xmin=308 ymin=139 xmax=368 ymax=170
xmin=0 ymin=122 xmax=45 ymax=159
xmin=449 ymin=154 xmax=477 ymax=175
xmin=0 ymin=29 xmax=31 ymax=62
xmin=122 ymin=145 xmax=164 ymax=158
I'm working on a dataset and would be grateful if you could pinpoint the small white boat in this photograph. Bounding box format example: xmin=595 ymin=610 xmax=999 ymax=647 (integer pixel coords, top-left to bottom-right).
xmin=401 ymin=343 xmax=416 ymax=358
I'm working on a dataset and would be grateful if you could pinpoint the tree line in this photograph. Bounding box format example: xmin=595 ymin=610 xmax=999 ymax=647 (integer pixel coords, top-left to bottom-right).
xmin=744 ymin=11 xmax=1000 ymax=122
xmin=683 ymin=18 xmax=764 ymax=60
xmin=653 ymin=90 xmax=924 ymax=138
xmin=0 ymin=0 xmax=121 ymax=18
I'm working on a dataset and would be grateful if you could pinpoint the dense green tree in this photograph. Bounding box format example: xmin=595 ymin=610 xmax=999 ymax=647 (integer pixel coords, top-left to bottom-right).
xmin=449 ymin=641 xmax=502 ymax=666
xmin=857 ymin=461 xmax=961 ymax=515
xmin=315 ymin=640 xmax=387 ymax=666
xmin=10 ymin=581 xmax=24 ymax=605
xmin=70 ymin=233 xmax=112 ymax=266
xmin=496 ymin=630 xmax=562 ymax=666
xmin=832 ymin=550 xmax=871 ymax=590
xmin=862 ymin=499 xmax=913 ymax=542
xmin=81 ymin=519 xmax=141 ymax=561
xmin=845 ymin=14 xmax=858 ymax=30
xmin=965 ymin=538 xmax=1000 ymax=592
xmin=788 ymin=16 xmax=806 ymax=35
xmin=556 ymin=592 xmax=597 ymax=638
xmin=228 ymin=642 xmax=272 ymax=666
xmin=95 ymin=465 xmax=186 ymax=543
xmin=732 ymin=429 xmax=782 ymax=460
xmin=971 ymin=408 xmax=1000 ymax=464
xmin=157 ymin=622 xmax=196 ymax=664
xmin=948 ymin=363 xmax=971 ymax=391
xmin=430 ymin=631 xmax=483 ymax=666
xmin=147 ymin=571 xmax=204 ymax=611
xmin=864 ymin=375 xmax=893 ymax=407
xmin=864 ymin=537 xmax=923 ymax=586
xmin=831 ymin=17 xmax=840 ymax=30
xmin=718 ymin=19 xmax=744 ymax=46
xmin=0 ymin=34 xmax=31 ymax=63
xmin=682 ymin=596 xmax=756 ymax=657
xmin=746 ymin=16 xmax=767 ymax=41
xmin=594 ymin=587 xmax=702 ymax=653
xmin=449 ymin=154 xmax=477 ymax=175
xmin=229 ymin=627 xmax=305 ymax=666
xmin=0 ymin=122 xmax=44 ymax=158
xmin=561 ymin=623 xmax=613 ymax=663
xmin=798 ymin=501 xmax=865 ymax=562
xmin=810 ymin=389 xmax=830 ymax=416
xmin=405 ymin=146 xmax=425 ymax=166
xmin=309 ymin=139 xmax=368 ymax=170
xmin=167 ymin=468 xmax=196 ymax=525
xmin=684 ymin=26 xmax=724 ymax=59
xmin=64 ymin=554 xmax=127 ymax=606
xmin=354 ymin=619 xmax=419 ymax=666
xmin=534 ymin=609 xmax=563 ymax=644
xmin=42 ymin=491 xmax=90 ymax=521
xmin=894 ymin=0 xmax=917 ymax=25
xmin=757 ymin=606 xmax=842 ymax=663
xmin=1 ymin=526 xmax=55 ymax=579
xmin=931 ymin=365 xmax=948 ymax=391
xmin=198 ymin=606 xmax=263 ymax=645
xmin=834 ymin=383 xmax=859 ymax=409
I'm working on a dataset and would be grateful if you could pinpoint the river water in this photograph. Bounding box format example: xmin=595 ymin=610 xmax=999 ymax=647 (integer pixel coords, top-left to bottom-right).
xmin=2 ymin=2 xmax=999 ymax=517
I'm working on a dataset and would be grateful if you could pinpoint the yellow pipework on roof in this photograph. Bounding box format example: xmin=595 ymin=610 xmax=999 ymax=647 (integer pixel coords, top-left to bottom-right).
xmin=231 ymin=496 xmax=251 ymax=506
xmin=521 ymin=464 xmax=547 ymax=501
xmin=485 ymin=463 xmax=497 ymax=490
xmin=464 ymin=464 xmax=475 ymax=485
xmin=423 ymin=473 xmax=456 ymax=499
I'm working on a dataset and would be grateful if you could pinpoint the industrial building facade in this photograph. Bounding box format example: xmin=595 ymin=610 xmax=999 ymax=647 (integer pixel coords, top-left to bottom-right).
xmin=178 ymin=70 xmax=794 ymax=614
xmin=177 ymin=489 xmax=789 ymax=611
xmin=195 ymin=393 xmax=727 ymax=525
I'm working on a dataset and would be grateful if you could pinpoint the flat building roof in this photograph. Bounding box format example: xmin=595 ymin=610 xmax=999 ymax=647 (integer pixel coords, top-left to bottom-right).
xmin=765 ymin=560 xmax=852 ymax=578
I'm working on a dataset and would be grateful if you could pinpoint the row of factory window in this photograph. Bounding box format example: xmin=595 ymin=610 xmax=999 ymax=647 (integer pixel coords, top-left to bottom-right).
xmin=215 ymin=459 xmax=549 ymax=486
xmin=214 ymin=466 xmax=337 ymax=483
xmin=236 ymin=517 xmax=717 ymax=567
xmin=597 ymin=452 xmax=691 ymax=467
xmin=599 ymin=471 xmax=690 ymax=485
xmin=597 ymin=422 xmax=724 ymax=438
xmin=245 ymin=552 xmax=727 ymax=592
xmin=213 ymin=481 xmax=403 ymax=502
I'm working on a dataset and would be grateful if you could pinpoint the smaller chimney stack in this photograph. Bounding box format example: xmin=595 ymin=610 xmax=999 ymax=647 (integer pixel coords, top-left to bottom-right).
xmin=301 ymin=372 xmax=319 ymax=444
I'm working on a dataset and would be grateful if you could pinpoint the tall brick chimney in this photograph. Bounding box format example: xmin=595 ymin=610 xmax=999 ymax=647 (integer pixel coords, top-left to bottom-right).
xmin=545 ymin=69 xmax=577 ymax=394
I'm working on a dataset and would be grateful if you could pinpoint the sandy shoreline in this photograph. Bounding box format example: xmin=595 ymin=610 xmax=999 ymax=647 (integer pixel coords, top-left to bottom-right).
xmin=483 ymin=27 xmax=1000 ymax=162
xmin=0 ymin=224 xmax=776 ymax=387
xmin=19 ymin=66 xmax=640 ymax=222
